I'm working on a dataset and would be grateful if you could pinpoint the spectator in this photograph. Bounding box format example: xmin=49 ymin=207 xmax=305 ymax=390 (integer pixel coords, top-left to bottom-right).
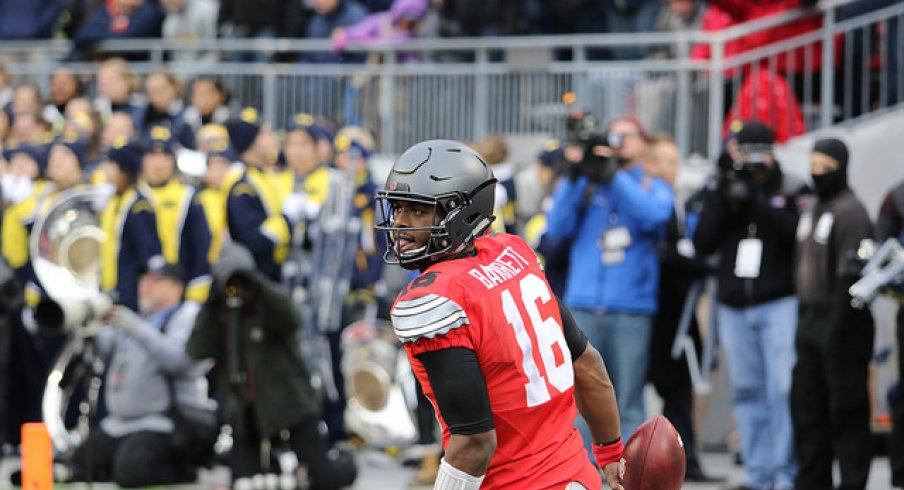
xmin=0 ymin=0 xmax=67 ymax=40
xmin=99 ymin=139 xmax=163 ymax=312
xmin=11 ymin=84 xmax=57 ymax=125
xmin=791 ymin=138 xmax=874 ymax=490
xmin=532 ymin=0 xmax=606 ymax=39
xmin=545 ymin=116 xmax=674 ymax=447
xmin=102 ymin=111 xmax=136 ymax=150
xmin=438 ymin=0 xmax=524 ymax=37
xmin=187 ymin=243 xmax=358 ymax=490
xmin=475 ymin=134 xmax=518 ymax=234
xmin=160 ymin=0 xmax=219 ymax=63
xmin=319 ymin=127 xmax=385 ymax=440
xmin=524 ymin=141 xmax=570 ymax=298
xmin=704 ymin=0 xmax=824 ymax=76
xmin=692 ymin=121 xmax=805 ymax=490
xmin=224 ymin=108 xmax=287 ymax=282
xmin=600 ymin=0 xmax=661 ymax=59
xmin=63 ymin=97 xmax=103 ymax=165
xmin=72 ymin=0 xmax=165 ymax=56
xmin=140 ymin=126 xmax=212 ymax=303
xmin=218 ymin=0 xmax=290 ymax=62
xmin=194 ymin=122 xmax=230 ymax=154
xmin=0 ymin=110 xmax=9 ymax=146
xmin=331 ymin=0 xmax=429 ymax=63
xmin=652 ymin=0 xmax=705 ymax=58
xmin=47 ymin=67 xmax=84 ymax=127
xmin=0 ymin=140 xmax=52 ymax=447
xmin=306 ymin=0 xmax=369 ymax=63
xmin=63 ymin=259 xmax=211 ymax=486
xmin=139 ymin=69 xmax=194 ymax=148
xmin=644 ymin=135 xmax=723 ymax=483
xmin=836 ymin=0 xmax=900 ymax=117
xmin=94 ymin=58 xmax=143 ymax=126
xmin=0 ymin=64 xmax=12 ymax=109
xmin=182 ymin=76 xmax=231 ymax=138
xmin=877 ymin=179 xmax=904 ymax=490
xmin=197 ymin=139 xmax=238 ymax=264
xmin=9 ymin=112 xmax=53 ymax=147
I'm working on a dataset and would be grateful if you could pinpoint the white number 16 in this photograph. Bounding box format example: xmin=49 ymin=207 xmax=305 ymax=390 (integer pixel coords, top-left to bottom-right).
xmin=501 ymin=273 xmax=574 ymax=407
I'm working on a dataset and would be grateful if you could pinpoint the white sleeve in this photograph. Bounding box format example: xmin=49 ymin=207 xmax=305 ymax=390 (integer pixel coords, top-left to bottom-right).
xmin=434 ymin=458 xmax=484 ymax=490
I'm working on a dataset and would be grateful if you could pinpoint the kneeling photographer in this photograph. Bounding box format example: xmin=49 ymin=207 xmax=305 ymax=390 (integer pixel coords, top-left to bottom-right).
xmin=545 ymin=114 xmax=674 ymax=450
xmin=187 ymin=244 xmax=357 ymax=490
xmin=61 ymin=257 xmax=214 ymax=487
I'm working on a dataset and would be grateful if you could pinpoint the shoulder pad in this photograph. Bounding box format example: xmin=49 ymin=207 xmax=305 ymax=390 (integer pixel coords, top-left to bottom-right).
xmin=232 ymin=182 xmax=257 ymax=197
xmin=391 ymin=293 xmax=469 ymax=343
xmin=131 ymin=199 xmax=155 ymax=214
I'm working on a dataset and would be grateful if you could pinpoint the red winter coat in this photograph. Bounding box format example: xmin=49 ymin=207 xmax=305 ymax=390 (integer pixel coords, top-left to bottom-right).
xmin=722 ymin=69 xmax=806 ymax=143
xmin=708 ymin=0 xmax=825 ymax=74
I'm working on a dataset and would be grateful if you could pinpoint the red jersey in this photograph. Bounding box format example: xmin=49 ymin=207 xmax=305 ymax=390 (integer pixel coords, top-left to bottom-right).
xmin=391 ymin=234 xmax=601 ymax=490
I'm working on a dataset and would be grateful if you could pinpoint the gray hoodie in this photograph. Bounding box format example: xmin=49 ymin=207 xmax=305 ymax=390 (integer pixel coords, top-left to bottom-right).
xmin=98 ymin=301 xmax=213 ymax=437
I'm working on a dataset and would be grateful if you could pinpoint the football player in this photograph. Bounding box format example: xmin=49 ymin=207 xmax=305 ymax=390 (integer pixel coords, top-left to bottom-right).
xmin=376 ymin=140 xmax=626 ymax=490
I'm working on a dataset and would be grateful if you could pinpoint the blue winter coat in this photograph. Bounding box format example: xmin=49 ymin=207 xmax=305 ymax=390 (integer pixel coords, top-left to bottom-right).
xmin=545 ymin=165 xmax=673 ymax=314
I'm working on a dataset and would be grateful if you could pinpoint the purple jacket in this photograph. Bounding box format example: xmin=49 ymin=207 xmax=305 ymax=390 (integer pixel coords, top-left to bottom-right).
xmin=332 ymin=0 xmax=427 ymax=61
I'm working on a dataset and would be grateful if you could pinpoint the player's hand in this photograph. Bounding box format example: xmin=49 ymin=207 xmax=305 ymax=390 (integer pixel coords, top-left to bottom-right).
xmin=603 ymin=459 xmax=625 ymax=490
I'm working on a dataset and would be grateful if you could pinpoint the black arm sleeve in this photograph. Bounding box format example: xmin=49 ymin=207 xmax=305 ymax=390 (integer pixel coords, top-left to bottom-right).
xmin=417 ymin=347 xmax=495 ymax=436
xmin=557 ymin=294 xmax=588 ymax=361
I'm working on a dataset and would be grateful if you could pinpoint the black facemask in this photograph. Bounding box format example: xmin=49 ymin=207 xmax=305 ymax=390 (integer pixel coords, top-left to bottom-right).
xmin=811 ymin=171 xmax=847 ymax=200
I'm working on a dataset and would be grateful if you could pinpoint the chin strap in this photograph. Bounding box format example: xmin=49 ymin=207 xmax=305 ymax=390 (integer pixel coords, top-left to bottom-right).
xmin=433 ymin=458 xmax=484 ymax=490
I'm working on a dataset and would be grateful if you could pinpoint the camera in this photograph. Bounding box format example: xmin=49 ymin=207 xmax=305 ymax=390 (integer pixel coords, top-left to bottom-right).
xmin=565 ymin=112 xmax=619 ymax=184
xmin=718 ymin=145 xmax=771 ymax=204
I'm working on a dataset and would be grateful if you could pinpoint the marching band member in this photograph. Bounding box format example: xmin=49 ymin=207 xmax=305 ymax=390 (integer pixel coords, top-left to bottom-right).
xmin=140 ymin=125 xmax=212 ymax=302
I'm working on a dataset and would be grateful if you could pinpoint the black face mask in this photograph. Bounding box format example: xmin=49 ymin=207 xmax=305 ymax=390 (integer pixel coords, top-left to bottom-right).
xmin=811 ymin=171 xmax=846 ymax=200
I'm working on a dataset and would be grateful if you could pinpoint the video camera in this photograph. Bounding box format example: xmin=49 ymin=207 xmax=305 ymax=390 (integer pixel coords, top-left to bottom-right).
xmin=564 ymin=111 xmax=620 ymax=184
xmin=718 ymin=145 xmax=772 ymax=204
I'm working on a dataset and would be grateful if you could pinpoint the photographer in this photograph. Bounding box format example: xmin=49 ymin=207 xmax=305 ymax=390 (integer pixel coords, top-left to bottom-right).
xmin=692 ymin=120 xmax=806 ymax=490
xmin=877 ymin=179 xmax=904 ymax=489
xmin=186 ymin=243 xmax=357 ymax=490
xmin=63 ymin=257 xmax=210 ymax=487
xmin=545 ymin=115 xmax=674 ymax=448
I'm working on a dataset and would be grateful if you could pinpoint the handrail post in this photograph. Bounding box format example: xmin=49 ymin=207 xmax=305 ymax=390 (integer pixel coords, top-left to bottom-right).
xmin=707 ymin=38 xmax=726 ymax=162
xmin=820 ymin=5 xmax=836 ymax=129
xmin=380 ymin=51 xmax=397 ymax=154
xmin=263 ymin=69 xmax=277 ymax=128
xmin=675 ymin=36 xmax=691 ymax=158
xmin=473 ymin=48 xmax=490 ymax=140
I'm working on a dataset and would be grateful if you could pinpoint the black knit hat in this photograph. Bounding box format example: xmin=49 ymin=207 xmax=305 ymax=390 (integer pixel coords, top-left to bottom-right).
xmin=732 ymin=120 xmax=775 ymax=146
xmin=812 ymin=137 xmax=849 ymax=171
xmin=106 ymin=137 xmax=145 ymax=176
xmin=225 ymin=107 xmax=262 ymax=155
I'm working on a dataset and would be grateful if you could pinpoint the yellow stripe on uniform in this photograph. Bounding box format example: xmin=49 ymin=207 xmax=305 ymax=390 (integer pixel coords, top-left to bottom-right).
xmin=100 ymin=188 xmax=139 ymax=292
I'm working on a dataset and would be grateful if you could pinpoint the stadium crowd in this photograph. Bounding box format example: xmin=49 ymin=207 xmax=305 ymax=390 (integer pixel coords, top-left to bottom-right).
xmin=0 ymin=0 xmax=901 ymax=489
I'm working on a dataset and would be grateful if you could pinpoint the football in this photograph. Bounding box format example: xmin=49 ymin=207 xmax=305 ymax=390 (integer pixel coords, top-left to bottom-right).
xmin=621 ymin=415 xmax=686 ymax=490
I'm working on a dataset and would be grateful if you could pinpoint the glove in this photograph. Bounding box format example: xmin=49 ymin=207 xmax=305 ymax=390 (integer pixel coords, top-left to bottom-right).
xmin=331 ymin=28 xmax=348 ymax=53
xmin=90 ymin=183 xmax=116 ymax=212
xmin=2 ymin=175 xmax=34 ymax=205
xmin=282 ymin=192 xmax=309 ymax=224
xmin=110 ymin=305 xmax=145 ymax=336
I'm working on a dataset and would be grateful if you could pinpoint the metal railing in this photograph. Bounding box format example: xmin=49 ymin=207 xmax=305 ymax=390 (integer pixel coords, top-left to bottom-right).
xmin=2 ymin=0 xmax=901 ymax=159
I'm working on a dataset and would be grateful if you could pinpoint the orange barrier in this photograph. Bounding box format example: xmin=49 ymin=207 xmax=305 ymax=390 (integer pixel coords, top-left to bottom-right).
xmin=21 ymin=423 xmax=53 ymax=490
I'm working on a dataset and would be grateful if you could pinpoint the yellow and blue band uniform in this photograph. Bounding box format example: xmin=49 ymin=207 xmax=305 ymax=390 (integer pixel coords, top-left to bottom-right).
xmin=143 ymin=179 xmax=213 ymax=303
xmin=100 ymin=187 xmax=162 ymax=311
xmin=226 ymin=166 xmax=290 ymax=281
